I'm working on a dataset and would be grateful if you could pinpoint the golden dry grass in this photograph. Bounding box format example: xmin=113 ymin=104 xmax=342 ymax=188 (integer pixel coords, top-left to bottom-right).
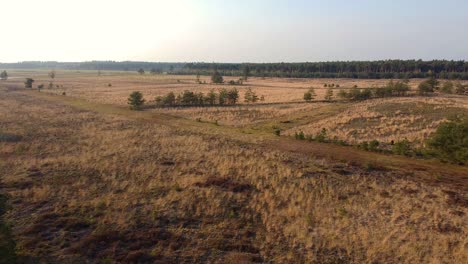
xmin=1 ymin=72 xmax=467 ymax=263
xmin=284 ymin=96 xmax=468 ymax=145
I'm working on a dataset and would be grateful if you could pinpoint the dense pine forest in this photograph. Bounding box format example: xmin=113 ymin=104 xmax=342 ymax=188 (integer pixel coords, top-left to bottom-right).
xmin=1 ymin=60 xmax=468 ymax=79
xmin=183 ymin=60 xmax=468 ymax=79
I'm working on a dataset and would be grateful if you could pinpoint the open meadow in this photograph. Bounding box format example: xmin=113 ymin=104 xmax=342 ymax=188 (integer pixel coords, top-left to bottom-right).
xmin=0 ymin=70 xmax=467 ymax=263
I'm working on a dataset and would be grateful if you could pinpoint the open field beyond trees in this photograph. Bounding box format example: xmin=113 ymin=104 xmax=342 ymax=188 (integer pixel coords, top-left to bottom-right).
xmin=0 ymin=70 xmax=467 ymax=263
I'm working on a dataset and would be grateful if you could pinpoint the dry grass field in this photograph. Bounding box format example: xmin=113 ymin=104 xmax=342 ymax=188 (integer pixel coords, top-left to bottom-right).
xmin=1 ymin=70 xmax=467 ymax=263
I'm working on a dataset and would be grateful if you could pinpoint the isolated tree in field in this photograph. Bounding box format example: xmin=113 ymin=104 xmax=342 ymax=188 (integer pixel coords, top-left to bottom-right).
xmin=24 ymin=78 xmax=34 ymax=88
xmin=325 ymin=88 xmax=333 ymax=101
xmin=211 ymin=70 xmax=224 ymax=84
xmin=303 ymin=88 xmax=315 ymax=102
xmin=244 ymin=87 xmax=258 ymax=103
xmin=128 ymin=91 xmax=145 ymax=110
xmin=48 ymin=70 xmax=56 ymax=79
xmin=0 ymin=70 xmax=7 ymax=80
xmin=137 ymin=68 xmax=145 ymax=75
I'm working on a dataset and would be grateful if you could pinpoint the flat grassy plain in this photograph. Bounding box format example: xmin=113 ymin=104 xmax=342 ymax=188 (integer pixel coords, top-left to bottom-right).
xmin=0 ymin=70 xmax=467 ymax=263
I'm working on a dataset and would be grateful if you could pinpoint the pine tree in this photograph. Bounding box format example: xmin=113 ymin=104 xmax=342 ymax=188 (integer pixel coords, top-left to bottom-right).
xmin=128 ymin=91 xmax=145 ymax=110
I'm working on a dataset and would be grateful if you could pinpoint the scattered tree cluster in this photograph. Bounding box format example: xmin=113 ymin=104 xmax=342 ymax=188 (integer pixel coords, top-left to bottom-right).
xmin=155 ymin=88 xmax=240 ymax=107
xmin=337 ymin=80 xmax=410 ymax=101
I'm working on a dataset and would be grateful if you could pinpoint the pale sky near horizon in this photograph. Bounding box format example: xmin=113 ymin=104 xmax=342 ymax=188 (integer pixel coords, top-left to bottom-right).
xmin=1 ymin=0 xmax=467 ymax=63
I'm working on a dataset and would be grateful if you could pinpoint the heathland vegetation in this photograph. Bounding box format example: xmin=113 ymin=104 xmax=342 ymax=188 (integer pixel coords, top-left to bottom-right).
xmin=0 ymin=70 xmax=466 ymax=263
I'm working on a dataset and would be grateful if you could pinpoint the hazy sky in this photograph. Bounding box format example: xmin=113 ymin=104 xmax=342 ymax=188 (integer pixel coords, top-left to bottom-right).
xmin=1 ymin=0 xmax=467 ymax=62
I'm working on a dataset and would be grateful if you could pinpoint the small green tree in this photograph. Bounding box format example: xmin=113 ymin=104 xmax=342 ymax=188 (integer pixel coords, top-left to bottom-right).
xmin=137 ymin=68 xmax=145 ymax=75
xmin=218 ymin=88 xmax=228 ymax=105
xmin=205 ymin=89 xmax=217 ymax=105
xmin=24 ymin=78 xmax=34 ymax=88
xmin=426 ymin=76 xmax=440 ymax=90
xmin=211 ymin=70 xmax=224 ymax=84
xmin=0 ymin=70 xmax=7 ymax=80
xmin=48 ymin=70 xmax=56 ymax=79
xmin=418 ymin=77 xmax=439 ymax=95
xmin=244 ymin=87 xmax=258 ymax=103
xmin=418 ymin=82 xmax=434 ymax=95
xmin=315 ymin=128 xmax=328 ymax=142
xmin=325 ymin=88 xmax=333 ymax=101
xmin=128 ymin=91 xmax=145 ymax=110
xmin=303 ymin=88 xmax=316 ymax=102
xmin=227 ymin=88 xmax=239 ymax=105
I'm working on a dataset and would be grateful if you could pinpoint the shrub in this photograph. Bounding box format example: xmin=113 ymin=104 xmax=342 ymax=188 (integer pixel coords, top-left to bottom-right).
xmin=368 ymin=140 xmax=380 ymax=151
xmin=128 ymin=91 xmax=145 ymax=110
xmin=455 ymin=82 xmax=467 ymax=94
xmin=303 ymin=88 xmax=316 ymax=102
xmin=418 ymin=77 xmax=438 ymax=95
xmin=0 ymin=70 xmax=7 ymax=80
xmin=24 ymin=78 xmax=34 ymax=88
xmin=315 ymin=128 xmax=328 ymax=142
xmin=392 ymin=139 xmax=411 ymax=156
xmin=295 ymin=131 xmax=305 ymax=140
xmin=211 ymin=71 xmax=224 ymax=83
xmin=244 ymin=88 xmax=258 ymax=103
xmin=426 ymin=119 xmax=468 ymax=164
xmin=441 ymin=81 xmax=454 ymax=94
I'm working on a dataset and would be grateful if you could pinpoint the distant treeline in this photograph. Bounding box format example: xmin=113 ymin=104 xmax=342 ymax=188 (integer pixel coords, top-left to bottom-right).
xmin=2 ymin=60 xmax=468 ymax=79
xmin=0 ymin=61 xmax=183 ymax=72
xmin=183 ymin=60 xmax=468 ymax=79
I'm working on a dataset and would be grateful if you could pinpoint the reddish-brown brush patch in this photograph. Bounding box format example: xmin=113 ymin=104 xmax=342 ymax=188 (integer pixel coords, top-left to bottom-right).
xmin=443 ymin=190 xmax=468 ymax=207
